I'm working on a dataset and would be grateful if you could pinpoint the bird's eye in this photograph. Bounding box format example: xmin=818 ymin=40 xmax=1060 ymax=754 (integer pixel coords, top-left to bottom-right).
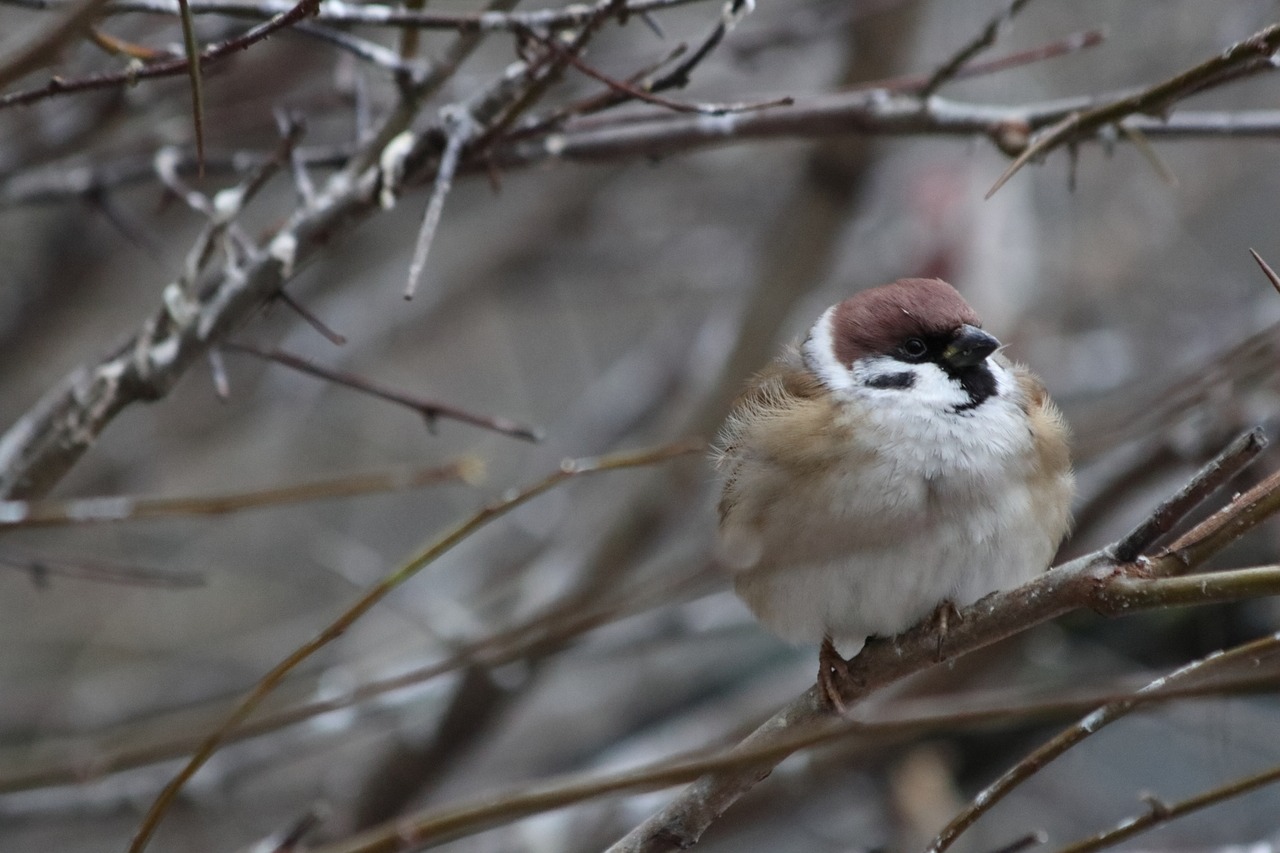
xmin=899 ymin=338 xmax=928 ymax=360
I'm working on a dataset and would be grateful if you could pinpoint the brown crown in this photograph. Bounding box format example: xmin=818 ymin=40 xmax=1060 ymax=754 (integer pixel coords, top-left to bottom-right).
xmin=829 ymin=278 xmax=982 ymax=366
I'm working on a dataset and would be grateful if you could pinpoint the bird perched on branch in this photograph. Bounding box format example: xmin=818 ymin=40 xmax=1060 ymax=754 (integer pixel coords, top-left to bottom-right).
xmin=714 ymin=278 xmax=1073 ymax=709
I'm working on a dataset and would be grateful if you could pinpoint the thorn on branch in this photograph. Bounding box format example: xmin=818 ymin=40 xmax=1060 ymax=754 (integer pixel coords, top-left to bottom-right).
xmin=1250 ymin=248 xmax=1280 ymax=296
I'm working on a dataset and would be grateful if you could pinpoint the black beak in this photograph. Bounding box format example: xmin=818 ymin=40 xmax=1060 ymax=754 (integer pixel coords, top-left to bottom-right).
xmin=941 ymin=324 xmax=1000 ymax=369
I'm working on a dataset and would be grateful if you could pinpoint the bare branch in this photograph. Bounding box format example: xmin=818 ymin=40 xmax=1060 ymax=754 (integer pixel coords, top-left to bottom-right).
xmin=920 ymin=0 xmax=1037 ymax=97
xmin=0 ymin=459 xmax=479 ymax=528
xmin=987 ymin=22 xmax=1280 ymax=197
xmin=1112 ymin=427 xmax=1266 ymax=562
xmin=402 ymin=107 xmax=474 ymax=300
xmin=3 ymin=0 xmax=709 ymax=31
xmin=605 ymin=433 xmax=1280 ymax=852
xmin=1052 ymin=761 xmax=1280 ymax=853
xmin=125 ymin=439 xmax=702 ymax=853
xmin=927 ymin=633 xmax=1280 ymax=852
xmin=0 ymin=0 xmax=321 ymax=109
xmin=222 ymin=342 xmax=543 ymax=441
xmin=0 ymin=0 xmax=111 ymax=88
xmin=0 ymin=546 xmax=205 ymax=588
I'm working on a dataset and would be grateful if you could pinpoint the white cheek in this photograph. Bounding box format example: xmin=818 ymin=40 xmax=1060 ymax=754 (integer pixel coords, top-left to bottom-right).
xmin=801 ymin=306 xmax=858 ymax=394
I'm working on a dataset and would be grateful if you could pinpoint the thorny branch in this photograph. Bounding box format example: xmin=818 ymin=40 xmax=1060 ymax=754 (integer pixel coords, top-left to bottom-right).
xmin=987 ymin=20 xmax=1280 ymax=197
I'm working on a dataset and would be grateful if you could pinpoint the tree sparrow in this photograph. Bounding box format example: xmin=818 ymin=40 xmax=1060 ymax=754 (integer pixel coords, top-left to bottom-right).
xmin=714 ymin=278 xmax=1073 ymax=708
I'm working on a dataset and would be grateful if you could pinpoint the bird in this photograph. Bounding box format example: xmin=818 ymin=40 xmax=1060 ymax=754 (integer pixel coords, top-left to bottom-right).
xmin=714 ymin=277 xmax=1073 ymax=709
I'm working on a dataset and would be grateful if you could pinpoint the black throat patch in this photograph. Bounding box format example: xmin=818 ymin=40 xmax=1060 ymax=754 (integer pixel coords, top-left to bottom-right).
xmin=948 ymin=363 xmax=998 ymax=413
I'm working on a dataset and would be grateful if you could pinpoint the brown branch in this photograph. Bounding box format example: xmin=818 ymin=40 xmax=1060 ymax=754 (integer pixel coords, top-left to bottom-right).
xmin=2 ymin=26 xmax=1274 ymax=499
xmin=222 ymin=342 xmax=543 ymax=441
xmin=0 ymin=0 xmax=321 ymax=109
xmin=919 ymin=0 xmax=1037 ymax=97
xmin=1112 ymin=427 xmax=1266 ymax=562
xmin=0 ymin=459 xmax=479 ymax=528
xmin=1052 ymin=761 xmax=1280 ymax=853
xmin=0 ymin=546 xmax=205 ymax=588
xmin=124 ymin=439 xmax=702 ymax=853
xmin=302 ymin=620 xmax=1280 ymax=853
xmin=522 ymin=25 xmax=792 ymax=117
xmin=4 ymin=0 xmax=708 ymax=30
xmin=0 ymin=0 xmax=111 ymax=89
xmin=605 ymin=434 xmax=1280 ymax=852
xmin=986 ymin=21 xmax=1280 ymax=197
xmin=927 ymin=632 xmax=1280 ymax=852
xmin=0 ymin=568 xmax=697 ymax=795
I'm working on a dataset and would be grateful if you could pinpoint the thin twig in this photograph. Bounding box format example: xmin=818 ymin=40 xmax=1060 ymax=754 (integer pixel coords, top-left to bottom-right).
xmin=0 ymin=0 xmax=111 ymax=88
xmin=273 ymin=288 xmax=346 ymax=345
xmin=174 ymin=0 xmax=206 ymax=173
xmin=222 ymin=342 xmax=543 ymax=441
xmin=920 ymin=0 xmax=1036 ymax=97
xmin=3 ymin=0 xmax=708 ymax=30
xmin=1051 ymin=762 xmax=1280 ymax=853
xmin=0 ymin=459 xmax=479 ymax=528
xmin=125 ymin=439 xmax=702 ymax=853
xmin=523 ymin=26 xmax=791 ymax=116
xmin=926 ymin=633 xmax=1280 ymax=852
xmin=0 ymin=0 xmax=321 ymax=109
xmin=403 ymin=107 xmax=474 ymax=300
xmin=293 ymin=21 xmax=428 ymax=74
xmin=0 ymin=546 xmax=205 ymax=588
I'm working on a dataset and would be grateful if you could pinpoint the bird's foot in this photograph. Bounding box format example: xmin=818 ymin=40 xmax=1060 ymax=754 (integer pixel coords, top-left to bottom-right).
xmin=819 ymin=636 xmax=852 ymax=713
xmin=929 ymin=599 xmax=963 ymax=662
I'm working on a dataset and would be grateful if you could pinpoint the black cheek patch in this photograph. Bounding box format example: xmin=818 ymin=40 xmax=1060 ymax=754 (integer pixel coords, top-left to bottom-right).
xmin=866 ymin=371 xmax=916 ymax=390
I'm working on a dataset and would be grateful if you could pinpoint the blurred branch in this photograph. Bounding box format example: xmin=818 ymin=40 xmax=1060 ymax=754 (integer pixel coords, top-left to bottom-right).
xmin=125 ymin=439 xmax=703 ymax=853
xmin=606 ymin=433 xmax=1280 ymax=852
xmin=2 ymin=0 xmax=707 ymax=30
xmin=0 ymin=0 xmax=321 ymax=108
xmin=919 ymin=0 xmax=1036 ymax=97
xmin=0 ymin=546 xmax=204 ymax=588
xmin=222 ymin=342 xmax=543 ymax=441
xmin=928 ymin=633 xmax=1280 ymax=852
xmin=0 ymin=568 xmax=696 ymax=794
xmin=493 ymin=97 xmax=1280 ymax=169
xmin=307 ymin=634 xmax=1280 ymax=853
xmin=987 ymin=21 xmax=1280 ymax=197
xmin=0 ymin=0 xmax=110 ymax=88
xmin=1053 ymin=761 xmax=1280 ymax=853
xmin=0 ymin=458 xmax=479 ymax=528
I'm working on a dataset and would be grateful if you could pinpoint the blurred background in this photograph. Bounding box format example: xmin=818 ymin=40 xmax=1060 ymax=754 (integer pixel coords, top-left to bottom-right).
xmin=3 ymin=0 xmax=1280 ymax=850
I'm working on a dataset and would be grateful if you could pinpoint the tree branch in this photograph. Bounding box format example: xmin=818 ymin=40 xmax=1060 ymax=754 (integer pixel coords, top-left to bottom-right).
xmin=605 ymin=433 xmax=1280 ymax=852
